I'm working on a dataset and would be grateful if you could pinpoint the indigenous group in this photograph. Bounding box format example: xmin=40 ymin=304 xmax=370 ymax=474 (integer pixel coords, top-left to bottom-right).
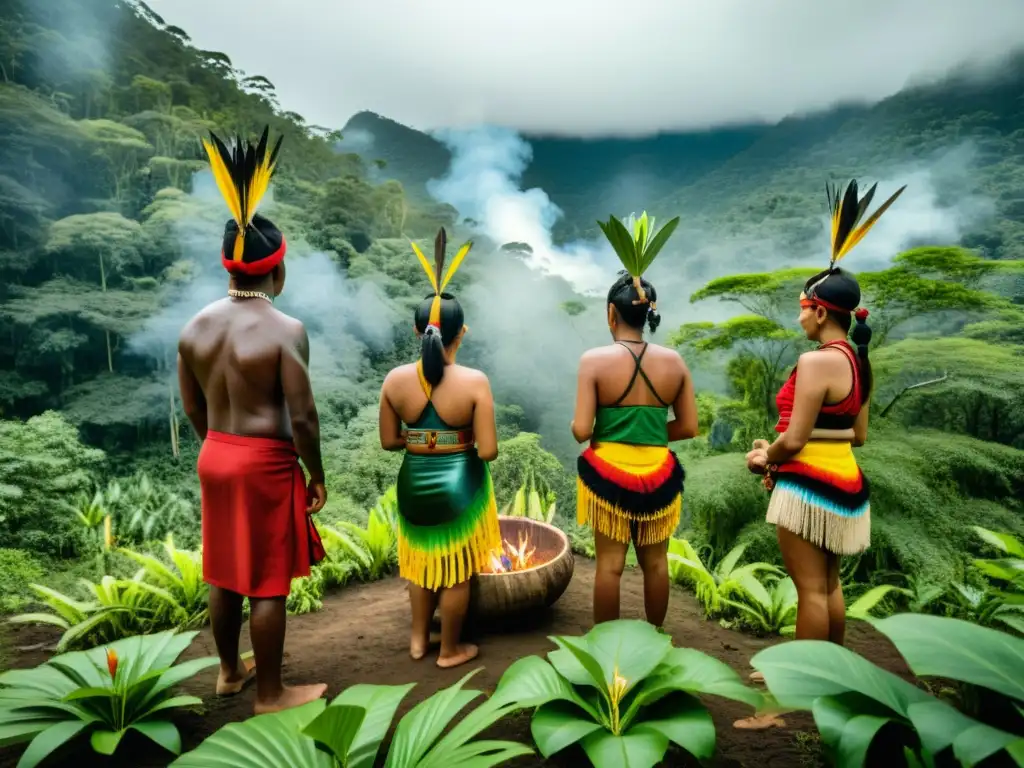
xmin=179 ymin=126 xmax=904 ymax=718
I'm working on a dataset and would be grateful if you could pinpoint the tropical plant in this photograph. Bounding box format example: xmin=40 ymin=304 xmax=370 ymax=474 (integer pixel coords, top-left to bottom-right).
xmin=596 ymin=211 xmax=681 ymax=286
xmin=0 ymin=630 xmax=216 ymax=767
xmin=323 ymin=503 xmax=398 ymax=582
xmin=491 ymin=619 xmax=763 ymax=766
xmin=170 ymin=668 xmax=532 ymax=767
xmin=724 ymin=575 xmax=798 ymax=635
xmin=752 ymin=613 xmax=1024 ymax=767
xmin=119 ymin=535 xmax=208 ymax=628
xmin=501 ymin=471 xmax=557 ymax=524
xmin=287 ymin=574 xmax=325 ymax=616
xmin=668 ymin=539 xmax=783 ymax=618
xmin=963 ymin=525 xmax=1024 ymax=634
xmin=9 ymin=574 xmax=186 ymax=651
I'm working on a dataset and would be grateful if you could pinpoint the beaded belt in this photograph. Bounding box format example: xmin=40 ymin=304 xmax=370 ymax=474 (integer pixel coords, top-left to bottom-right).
xmin=404 ymin=428 xmax=474 ymax=454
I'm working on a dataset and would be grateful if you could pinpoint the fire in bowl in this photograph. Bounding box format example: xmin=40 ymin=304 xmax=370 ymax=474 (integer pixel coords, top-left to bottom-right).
xmin=468 ymin=515 xmax=574 ymax=621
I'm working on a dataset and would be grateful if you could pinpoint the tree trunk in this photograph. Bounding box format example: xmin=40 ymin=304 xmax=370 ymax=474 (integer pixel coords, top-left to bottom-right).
xmin=100 ymin=252 xmax=113 ymax=372
xmin=168 ymin=379 xmax=180 ymax=458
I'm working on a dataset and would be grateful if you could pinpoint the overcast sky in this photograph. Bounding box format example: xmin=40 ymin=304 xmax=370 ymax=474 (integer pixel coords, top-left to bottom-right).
xmin=146 ymin=0 xmax=1024 ymax=137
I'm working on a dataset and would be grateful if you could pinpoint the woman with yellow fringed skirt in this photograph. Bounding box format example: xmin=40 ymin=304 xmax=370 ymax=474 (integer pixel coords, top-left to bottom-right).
xmin=572 ymin=212 xmax=699 ymax=628
xmin=378 ymin=228 xmax=501 ymax=669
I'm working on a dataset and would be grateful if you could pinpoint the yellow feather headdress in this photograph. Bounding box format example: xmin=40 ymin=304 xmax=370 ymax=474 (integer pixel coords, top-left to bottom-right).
xmin=411 ymin=228 xmax=473 ymax=328
xmin=202 ymin=126 xmax=284 ymax=266
xmin=825 ymin=180 xmax=906 ymax=270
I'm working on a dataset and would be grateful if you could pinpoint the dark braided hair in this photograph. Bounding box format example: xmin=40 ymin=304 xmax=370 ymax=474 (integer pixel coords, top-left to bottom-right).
xmin=607 ymin=270 xmax=661 ymax=334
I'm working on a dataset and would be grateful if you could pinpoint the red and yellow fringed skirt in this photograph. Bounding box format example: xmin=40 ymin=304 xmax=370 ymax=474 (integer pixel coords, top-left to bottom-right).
xmin=764 ymin=441 xmax=871 ymax=555
xmin=577 ymin=442 xmax=685 ymax=546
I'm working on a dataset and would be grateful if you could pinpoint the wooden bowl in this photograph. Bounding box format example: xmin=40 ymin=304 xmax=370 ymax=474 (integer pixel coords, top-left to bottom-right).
xmin=468 ymin=516 xmax=574 ymax=621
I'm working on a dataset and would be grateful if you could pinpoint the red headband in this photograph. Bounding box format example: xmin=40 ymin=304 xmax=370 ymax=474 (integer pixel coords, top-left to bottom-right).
xmin=221 ymin=236 xmax=287 ymax=275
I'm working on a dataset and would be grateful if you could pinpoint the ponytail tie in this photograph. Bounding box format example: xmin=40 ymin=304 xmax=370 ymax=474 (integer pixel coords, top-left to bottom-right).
xmin=854 ymin=308 xmax=869 ymax=321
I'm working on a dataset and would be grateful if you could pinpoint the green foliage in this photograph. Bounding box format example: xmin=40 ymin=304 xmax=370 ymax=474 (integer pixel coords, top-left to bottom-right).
xmin=753 ymin=615 xmax=1024 ymax=766
xmin=501 ymin=471 xmax=557 ymax=523
xmin=873 ymin=338 xmax=1024 ymax=447
xmin=0 ymin=548 xmax=44 ymax=614
xmin=171 ymin=668 xmax=533 ymax=767
xmin=667 ymin=538 xmax=783 ymax=618
xmin=596 ymin=211 xmax=680 ymax=279
xmin=492 ymin=619 xmax=762 ymax=765
xmin=0 ymin=630 xmax=216 ymax=766
xmin=0 ymin=412 xmax=105 ymax=555
xmin=489 ymin=432 xmax=573 ymax=520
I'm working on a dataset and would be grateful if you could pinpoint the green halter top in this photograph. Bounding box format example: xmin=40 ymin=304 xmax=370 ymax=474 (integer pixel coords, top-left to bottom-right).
xmin=592 ymin=342 xmax=672 ymax=446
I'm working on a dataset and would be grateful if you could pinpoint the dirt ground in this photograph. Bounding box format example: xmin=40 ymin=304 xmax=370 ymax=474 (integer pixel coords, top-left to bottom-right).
xmin=0 ymin=560 xmax=913 ymax=768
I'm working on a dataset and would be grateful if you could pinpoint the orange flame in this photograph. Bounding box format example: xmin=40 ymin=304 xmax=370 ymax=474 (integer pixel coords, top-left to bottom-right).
xmin=483 ymin=530 xmax=539 ymax=574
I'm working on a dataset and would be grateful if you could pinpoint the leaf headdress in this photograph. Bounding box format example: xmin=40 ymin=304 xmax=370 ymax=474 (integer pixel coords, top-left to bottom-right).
xmin=597 ymin=211 xmax=680 ymax=305
xmin=202 ymin=125 xmax=286 ymax=273
xmin=410 ymin=227 xmax=473 ymax=328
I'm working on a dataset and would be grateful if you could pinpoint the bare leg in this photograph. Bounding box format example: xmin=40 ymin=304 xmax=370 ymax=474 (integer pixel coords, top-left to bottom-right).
xmin=826 ymin=553 xmax=845 ymax=645
xmin=778 ymin=526 xmax=830 ymax=640
xmin=210 ymin=586 xmax=256 ymax=695
xmin=594 ymin=531 xmax=629 ymax=624
xmin=635 ymin=537 xmax=670 ymax=627
xmin=436 ymin=580 xmax=478 ymax=668
xmin=409 ymin=582 xmax=439 ymax=660
xmin=250 ymin=596 xmax=327 ymax=714
xmin=737 ymin=526 xmax=829 ymax=731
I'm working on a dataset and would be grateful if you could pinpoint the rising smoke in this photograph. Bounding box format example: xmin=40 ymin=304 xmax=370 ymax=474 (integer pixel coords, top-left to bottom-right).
xmin=421 ymin=126 xmax=995 ymax=456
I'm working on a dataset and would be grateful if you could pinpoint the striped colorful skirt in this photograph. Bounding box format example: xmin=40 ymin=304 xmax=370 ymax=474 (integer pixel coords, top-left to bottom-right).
xmin=395 ymin=450 xmax=502 ymax=591
xmin=765 ymin=440 xmax=870 ymax=555
xmin=577 ymin=442 xmax=684 ymax=546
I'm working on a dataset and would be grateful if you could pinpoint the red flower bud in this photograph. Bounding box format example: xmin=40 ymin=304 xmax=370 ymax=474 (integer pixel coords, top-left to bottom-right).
xmin=106 ymin=648 xmax=118 ymax=680
xmin=854 ymin=308 xmax=869 ymax=321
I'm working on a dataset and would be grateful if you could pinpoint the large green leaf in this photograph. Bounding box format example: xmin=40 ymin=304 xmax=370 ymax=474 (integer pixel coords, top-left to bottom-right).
xmin=629 ymin=692 xmax=716 ymax=760
xmin=15 ymin=720 xmax=92 ymax=768
xmin=328 ymin=683 xmax=413 ymax=768
xmin=581 ymin=727 xmax=667 ymax=768
xmin=751 ymin=640 xmax=926 ymax=713
xmin=637 ymin=216 xmax=680 ymax=274
xmin=168 ymin=700 xmax=331 ymax=767
xmin=492 ymin=656 xmax=577 ymax=709
xmin=585 ymin=620 xmax=672 ymax=694
xmin=385 ymin=669 xmax=482 ymax=767
xmin=870 ymin=614 xmax=1024 ymax=702
xmin=812 ymin=693 xmax=904 ymax=768
xmin=549 ymin=637 xmax=606 ymax=692
xmin=972 ymin=526 xmax=1024 ymax=557
xmin=530 ymin=701 xmax=603 ymax=757
xmin=301 ymin=704 xmax=365 ymax=761
xmin=905 ymin=699 xmax=1021 ymax=766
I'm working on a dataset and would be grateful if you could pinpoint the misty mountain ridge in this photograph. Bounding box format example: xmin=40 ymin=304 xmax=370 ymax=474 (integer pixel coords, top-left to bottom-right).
xmin=344 ymin=50 xmax=1024 ymax=260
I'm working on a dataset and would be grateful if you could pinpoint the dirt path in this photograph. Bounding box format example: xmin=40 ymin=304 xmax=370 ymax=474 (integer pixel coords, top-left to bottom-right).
xmin=0 ymin=560 xmax=912 ymax=767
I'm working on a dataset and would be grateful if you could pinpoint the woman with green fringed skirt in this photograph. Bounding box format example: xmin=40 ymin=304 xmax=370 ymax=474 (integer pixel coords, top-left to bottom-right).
xmin=378 ymin=228 xmax=501 ymax=669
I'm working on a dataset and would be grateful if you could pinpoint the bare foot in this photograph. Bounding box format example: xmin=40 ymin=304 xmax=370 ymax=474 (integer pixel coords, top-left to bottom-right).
xmin=216 ymin=656 xmax=257 ymax=696
xmin=733 ymin=714 xmax=786 ymax=730
xmin=411 ymin=632 xmax=444 ymax=660
xmin=253 ymin=683 xmax=328 ymax=715
xmin=749 ymin=671 xmax=765 ymax=685
xmin=437 ymin=643 xmax=478 ymax=669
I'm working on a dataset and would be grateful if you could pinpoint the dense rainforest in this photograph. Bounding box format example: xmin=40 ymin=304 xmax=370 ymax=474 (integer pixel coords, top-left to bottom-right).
xmin=0 ymin=0 xmax=1022 ymax=666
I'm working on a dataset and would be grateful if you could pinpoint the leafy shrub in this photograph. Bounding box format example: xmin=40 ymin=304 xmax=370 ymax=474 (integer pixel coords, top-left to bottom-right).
xmin=0 ymin=548 xmax=44 ymax=614
xmin=0 ymin=412 xmax=105 ymax=556
xmin=492 ymin=619 xmax=762 ymax=765
xmin=753 ymin=614 xmax=1024 ymax=766
xmin=170 ymin=668 xmax=532 ymax=767
xmin=0 ymin=630 xmax=216 ymax=766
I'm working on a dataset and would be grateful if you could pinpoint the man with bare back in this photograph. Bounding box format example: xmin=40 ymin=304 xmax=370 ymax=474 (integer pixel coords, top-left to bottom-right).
xmin=177 ymin=127 xmax=327 ymax=714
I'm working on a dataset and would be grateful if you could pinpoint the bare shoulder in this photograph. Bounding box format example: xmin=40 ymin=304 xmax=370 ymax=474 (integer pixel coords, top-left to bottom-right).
xmin=797 ymin=349 xmax=833 ymax=372
xmin=384 ymin=362 xmax=417 ymax=385
xmin=451 ymin=364 xmax=490 ymax=389
xmin=272 ymin=308 xmax=306 ymax=340
xmin=649 ymin=342 xmax=685 ymax=365
xmin=578 ymin=346 xmax=611 ymax=367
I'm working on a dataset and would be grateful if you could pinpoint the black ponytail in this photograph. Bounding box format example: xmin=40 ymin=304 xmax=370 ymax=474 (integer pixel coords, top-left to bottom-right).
xmin=413 ymin=292 xmax=465 ymax=389
xmin=419 ymin=326 xmax=446 ymax=387
xmin=851 ymin=308 xmax=873 ymax=404
xmin=647 ymin=305 xmax=661 ymax=333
